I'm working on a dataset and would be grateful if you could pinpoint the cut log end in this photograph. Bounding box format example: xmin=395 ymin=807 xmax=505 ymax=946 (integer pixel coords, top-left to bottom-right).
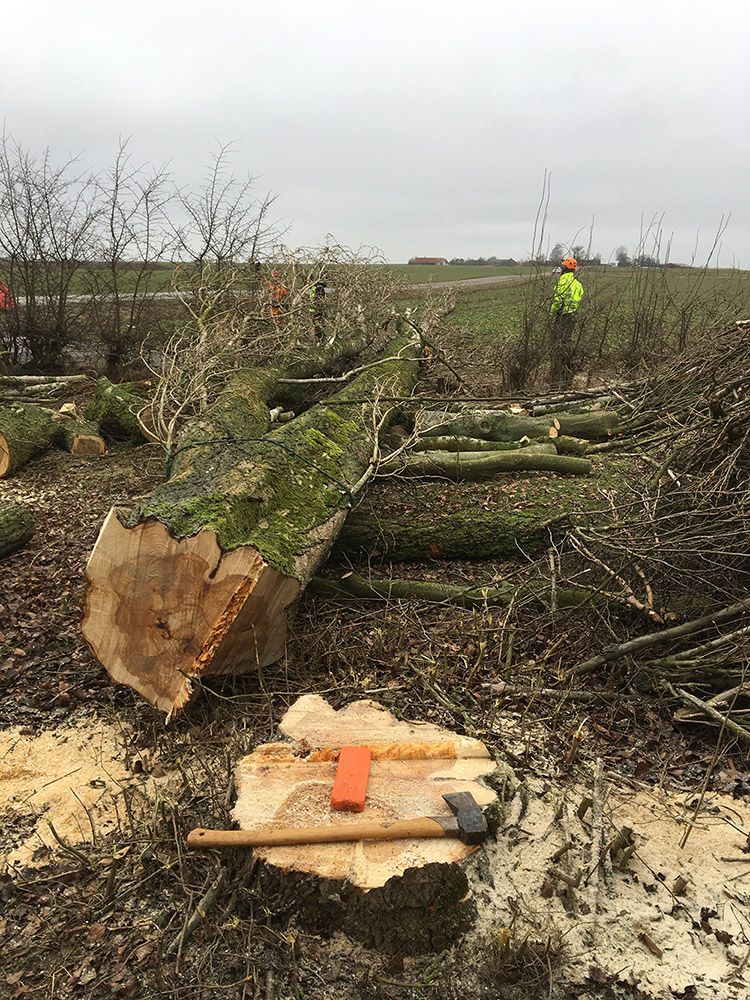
xmin=68 ymin=433 xmax=107 ymax=457
xmin=82 ymin=510 xmax=300 ymax=713
xmin=0 ymin=434 xmax=9 ymax=478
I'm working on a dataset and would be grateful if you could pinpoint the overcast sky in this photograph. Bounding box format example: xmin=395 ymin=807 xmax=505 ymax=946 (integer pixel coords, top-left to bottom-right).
xmin=3 ymin=1 xmax=749 ymax=264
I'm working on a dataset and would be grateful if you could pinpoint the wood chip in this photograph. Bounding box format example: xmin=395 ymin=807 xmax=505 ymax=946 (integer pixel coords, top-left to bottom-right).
xmin=638 ymin=931 xmax=663 ymax=958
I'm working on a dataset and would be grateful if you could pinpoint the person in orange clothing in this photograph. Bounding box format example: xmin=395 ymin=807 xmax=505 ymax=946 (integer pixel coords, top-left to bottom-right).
xmin=268 ymin=270 xmax=289 ymax=319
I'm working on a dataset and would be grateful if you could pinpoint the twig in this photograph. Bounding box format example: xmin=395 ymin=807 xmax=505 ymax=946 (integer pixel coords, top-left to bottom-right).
xmin=568 ymin=599 xmax=750 ymax=678
xmin=46 ymin=821 xmax=90 ymax=867
xmin=167 ymin=868 xmax=226 ymax=955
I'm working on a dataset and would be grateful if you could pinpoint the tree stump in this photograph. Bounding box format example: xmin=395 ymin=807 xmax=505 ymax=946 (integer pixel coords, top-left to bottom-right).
xmin=230 ymin=695 xmax=511 ymax=953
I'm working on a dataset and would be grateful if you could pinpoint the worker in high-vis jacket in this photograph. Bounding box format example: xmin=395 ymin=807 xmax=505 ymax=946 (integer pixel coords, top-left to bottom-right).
xmin=549 ymin=257 xmax=584 ymax=388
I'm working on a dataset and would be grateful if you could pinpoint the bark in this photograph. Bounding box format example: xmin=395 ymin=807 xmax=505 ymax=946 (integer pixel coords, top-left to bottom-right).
xmin=0 ymin=374 xmax=90 ymax=387
xmin=531 ymin=396 xmax=613 ymax=417
xmin=381 ymin=447 xmax=591 ymax=480
xmin=568 ymin=598 xmax=750 ymax=677
xmin=307 ymin=572 xmax=590 ymax=609
xmin=83 ymin=329 xmax=423 ymax=715
xmin=228 ymin=694 xmax=510 ymax=954
xmin=420 ymin=409 xmax=619 ymax=442
xmin=412 ymin=435 xmax=540 ymax=454
xmin=0 ymin=403 xmax=58 ymax=477
xmin=335 ymin=509 xmax=569 ymax=561
xmin=85 ymin=378 xmax=153 ymax=441
xmin=0 ymin=501 xmax=34 ymax=558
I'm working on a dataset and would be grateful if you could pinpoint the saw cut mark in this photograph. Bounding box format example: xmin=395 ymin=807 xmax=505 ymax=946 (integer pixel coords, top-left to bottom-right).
xmin=82 ymin=511 xmax=298 ymax=713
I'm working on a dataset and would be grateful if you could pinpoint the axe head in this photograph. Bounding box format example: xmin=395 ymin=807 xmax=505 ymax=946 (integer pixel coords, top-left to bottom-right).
xmin=442 ymin=791 xmax=488 ymax=845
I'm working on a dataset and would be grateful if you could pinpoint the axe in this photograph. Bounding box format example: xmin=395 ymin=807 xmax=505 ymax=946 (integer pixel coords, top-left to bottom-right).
xmin=187 ymin=791 xmax=487 ymax=849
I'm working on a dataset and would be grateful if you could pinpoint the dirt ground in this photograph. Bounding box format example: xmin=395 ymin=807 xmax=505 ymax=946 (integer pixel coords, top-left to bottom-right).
xmin=2 ymin=360 xmax=749 ymax=998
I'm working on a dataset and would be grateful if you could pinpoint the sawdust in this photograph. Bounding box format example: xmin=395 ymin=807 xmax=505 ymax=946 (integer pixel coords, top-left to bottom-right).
xmin=468 ymin=776 xmax=750 ymax=999
xmin=0 ymin=714 xmax=173 ymax=872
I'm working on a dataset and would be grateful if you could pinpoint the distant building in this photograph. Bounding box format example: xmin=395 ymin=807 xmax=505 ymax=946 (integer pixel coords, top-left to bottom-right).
xmin=408 ymin=257 xmax=448 ymax=265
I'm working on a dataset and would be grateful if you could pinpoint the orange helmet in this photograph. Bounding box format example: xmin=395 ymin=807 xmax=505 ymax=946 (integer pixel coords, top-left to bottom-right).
xmin=561 ymin=257 xmax=577 ymax=270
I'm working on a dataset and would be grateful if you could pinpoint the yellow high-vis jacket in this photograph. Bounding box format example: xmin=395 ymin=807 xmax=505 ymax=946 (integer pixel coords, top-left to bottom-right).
xmin=551 ymin=272 xmax=584 ymax=315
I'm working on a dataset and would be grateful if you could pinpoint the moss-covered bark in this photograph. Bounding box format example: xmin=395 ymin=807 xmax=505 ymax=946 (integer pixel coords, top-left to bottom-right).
xmin=0 ymin=403 xmax=58 ymax=477
xmin=169 ymin=328 xmax=375 ymax=479
xmin=334 ymin=508 xmax=568 ymax=561
xmin=134 ymin=329 xmax=423 ymax=577
xmin=420 ymin=409 xmax=619 ymax=442
xmin=85 ymin=378 xmax=152 ymax=442
xmin=307 ymin=571 xmax=589 ymax=609
xmin=0 ymin=500 xmax=34 ymax=558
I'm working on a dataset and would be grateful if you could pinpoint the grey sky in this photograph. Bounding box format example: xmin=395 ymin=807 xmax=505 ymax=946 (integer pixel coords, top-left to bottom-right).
xmin=3 ymin=1 xmax=749 ymax=264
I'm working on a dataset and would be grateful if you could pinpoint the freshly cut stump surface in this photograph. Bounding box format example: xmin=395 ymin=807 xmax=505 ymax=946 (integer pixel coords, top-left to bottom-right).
xmin=231 ymin=695 xmax=503 ymax=953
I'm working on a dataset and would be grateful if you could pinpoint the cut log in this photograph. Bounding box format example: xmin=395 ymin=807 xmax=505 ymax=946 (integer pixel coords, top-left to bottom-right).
xmin=0 ymin=403 xmax=58 ymax=477
xmin=419 ymin=409 xmax=619 ymax=442
xmin=539 ymin=434 xmax=589 ymax=456
xmin=0 ymin=501 xmax=34 ymax=558
xmin=84 ymin=378 xmax=153 ymax=441
xmin=380 ymin=448 xmax=591 ymax=480
xmin=83 ymin=329 xmax=423 ymax=714
xmin=412 ymin=435 xmax=541 ymax=454
xmin=229 ymin=695 xmax=511 ymax=953
xmin=335 ymin=508 xmax=568 ymax=561
xmin=52 ymin=409 xmax=106 ymax=456
xmin=307 ymin=572 xmax=590 ymax=609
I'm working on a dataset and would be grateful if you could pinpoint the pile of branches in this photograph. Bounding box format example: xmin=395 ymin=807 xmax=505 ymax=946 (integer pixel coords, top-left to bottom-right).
xmin=560 ymin=322 xmax=750 ymax=702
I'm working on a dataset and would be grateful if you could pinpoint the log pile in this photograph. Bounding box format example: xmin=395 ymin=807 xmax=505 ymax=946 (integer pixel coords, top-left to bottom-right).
xmin=0 ymin=402 xmax=107 ymax=476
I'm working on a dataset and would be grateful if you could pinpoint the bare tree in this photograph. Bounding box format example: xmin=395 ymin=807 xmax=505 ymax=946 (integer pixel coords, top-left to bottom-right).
xmin=0 ymin=132 xmax=99 ymax=368
xmin=79 ymin=139 xmax=174 ymax=374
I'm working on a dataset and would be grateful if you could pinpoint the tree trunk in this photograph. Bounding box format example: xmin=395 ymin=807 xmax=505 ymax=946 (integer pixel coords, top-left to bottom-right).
xmin=0 ymin=501 xmax=34 ymax=558
xmin=84 ymin=378 xmax=153 ymax=442
xmin=168 ymin=327 xmax=375 ymax=479
xmin=83 ymin=329 xmax=423 ymax=715
xmin=420 ymin=409 xmax=619 ymax=442
xmin=334 ymin=509 xmax=568 ymax=561
xmin=381 ymin=447 xmax=591 ymax=480
xmin=307 ymin=572 xmax=590 ymax=609
xmin=0 ymin=403 xmax=58 ymax=477
xmin=228 ymin=695 xmax=510 ymax=954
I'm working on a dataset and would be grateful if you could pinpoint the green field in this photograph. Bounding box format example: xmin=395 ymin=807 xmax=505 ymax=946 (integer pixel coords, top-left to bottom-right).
xmin=437 ymin=266 xmax=750 ymax=383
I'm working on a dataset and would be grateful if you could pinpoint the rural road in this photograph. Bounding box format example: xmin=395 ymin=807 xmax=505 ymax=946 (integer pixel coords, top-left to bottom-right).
xmin=14 ymin=273 xmax=545 ymax=305
xmin=403 ymin=273 xmax=547 ymax=292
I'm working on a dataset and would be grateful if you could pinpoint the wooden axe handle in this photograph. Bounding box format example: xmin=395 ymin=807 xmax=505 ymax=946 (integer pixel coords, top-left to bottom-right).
xmin=187 ymin=816 xmax=448 ymax=849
